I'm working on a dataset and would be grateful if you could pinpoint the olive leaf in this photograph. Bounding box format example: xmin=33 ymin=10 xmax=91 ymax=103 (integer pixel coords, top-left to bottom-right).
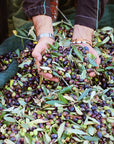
xmin=3 ymin=106 xmax=14 ymax=112
xmin=80 ymin=69 xmax=86 ymax=80
xmin=28 ymin=26 xmax=36 ymax=40
xmin=72 ymin=45 xmax=83 ymax=62
xmin=16 ymin=28 xmax=27 ymax=37
xmin=88 ymin=57 xmax=98 ymax=67
xmin=41 ymin=85 xmax=48 ymax=96
xmin=58 ymin=122 xmax=65 ymax=139
xmin=56 ymin=66 xmax=65 ymax=71
xmin=83 ymin=136 xmax=99 ymax=141
xmin=72 ymin=137 xmax=83 ymax=142
xmin=77 ymin=88 xmax=91 ymax=101
xmin=90 ymin=91 xmax=96 ymax=100
xmin=87 ymin=116 xmax=100 ymax=125
xmin=44 ymin=132 xmax=51 ymax=143
xmin=58 ymin=94 xmax=69 ymax=104
xmin=18 ymin=58 xmax=32 ymax=68
xmin=66 ymin=128 xmax=87 ymax=135
xmin=60 ymin=85 xmax=73 ymax=94
xmin=4 ymin=139 xmax=15 ymax=144
xmin=74 ymin=105 xmax=83 ymax=115
xmin=63 ymin=95 xmax=75 ymax=102
xmin=40 ymin=66 xmax=51 ymax=71
xmin=46 ymin=100 xmax=65 ymax=106
xmin=18 ymin=98 xmax=26 ymax=106
xmin=87 ymin=126 xmax=96 ymax=136
xmin=21 ymin=123 xmax=30 ymax=129
xmin=105 ymin=66 xmax=114 ymax=70
xmin=29 ymin=119 xmax=48 ymax=125
xmin=4 ymin=116 xmax=16 ymax=123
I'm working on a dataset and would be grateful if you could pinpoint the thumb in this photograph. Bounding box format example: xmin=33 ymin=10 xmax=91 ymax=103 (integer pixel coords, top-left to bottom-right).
xmin=32 ymin=45 xmax=43 ymax=62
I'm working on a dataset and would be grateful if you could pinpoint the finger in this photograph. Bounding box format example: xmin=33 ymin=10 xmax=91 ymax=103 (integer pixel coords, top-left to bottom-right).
xmin=35 ymin=59 xmax=40 ymax=72
xmin=96 ymin=56 xmax=101 ymax=68
xmin=39 ymin=72 xmax=53 ymax=79
xmin=32 ymin=45 xmax=45 ymax=61
xmin=45 ymin=77 xmax=59 ymax=82
xmin=39 ymin=72 xmax=59 ymax=82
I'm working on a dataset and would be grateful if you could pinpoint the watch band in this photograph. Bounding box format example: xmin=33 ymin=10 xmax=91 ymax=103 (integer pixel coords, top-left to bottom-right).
xmin=36 ymin=33 xmax=55 ymax=41
xmin=71 ymin=38 xmax=92 ymax=46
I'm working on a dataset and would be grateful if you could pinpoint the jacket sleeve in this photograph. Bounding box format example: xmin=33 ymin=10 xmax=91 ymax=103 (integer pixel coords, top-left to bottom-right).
xmin=75 ymin=0 xmax=108 ymax=29
xmin=23 ymin=0 xmax=51 ymax=18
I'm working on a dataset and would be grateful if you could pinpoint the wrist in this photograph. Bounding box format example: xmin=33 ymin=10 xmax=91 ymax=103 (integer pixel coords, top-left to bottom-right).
xmin=72 ymin=25 xmax=94 ymax=44
xmin=32 ymin=15 xmax=54 ymax=36
xmin=36 ymin=33 xmax=55 ymax=42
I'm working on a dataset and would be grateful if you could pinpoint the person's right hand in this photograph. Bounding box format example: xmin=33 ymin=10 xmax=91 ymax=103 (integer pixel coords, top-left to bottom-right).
xmin=32 ymin=37 xmax=59 ymax=82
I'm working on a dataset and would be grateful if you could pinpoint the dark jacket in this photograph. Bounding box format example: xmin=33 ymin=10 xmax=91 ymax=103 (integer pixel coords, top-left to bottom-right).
xmin=23 ymin=0 xmax=108 ymax=29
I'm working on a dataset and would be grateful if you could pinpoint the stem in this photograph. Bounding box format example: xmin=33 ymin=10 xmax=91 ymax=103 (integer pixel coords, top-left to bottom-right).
xmin=15 ymin=34 xmax=36 ymax=41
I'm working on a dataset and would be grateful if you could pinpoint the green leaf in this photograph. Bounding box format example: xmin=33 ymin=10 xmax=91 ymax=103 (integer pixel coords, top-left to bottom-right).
xmin=87 ymin=116 xmax=100 ymax=125
xmin=56 ymin=66 xmax=65 ymax=72
xmin=80 ymin=69 xmax=86 ymax=80
xmin=41 ymin=85 xmax=48 ymax=96
xmin=103 ymin=88 xmax=110 ymax=94
xmin=95 ymin=36 xmax=110 ymax=46
xmin=0 ymin=112 xmax=6 ymax=120
xmin=74 ymin=105 xmax=83 ymax=115
xmin=3 ymin=106 xmax=14 ymax=112
xmin=45 ymin=132 xmax=51 ymax=143
xmin=87 ymin=126 xmax=96 ymax=136
xmin=18 ymin=58 xmax=32 ymax=68
xmin=0 ymin=96 xmax=5 ymax=105
xmin=29 ymin=119 xmax=48 ymax=125
xmin=46 ymin=100 xmax=65 ymax=106
xmin=58 ymin=94 xmax=68 ymax=104
xmin=67 ymin=128 xmax=87 ymax=135
xmin=105 ymin=66 xmax=114 ymax=70
xmin=63 ymin=95 xmax=75 ymax=102
xmin=58 ymin=122 xmax=65 ymax=139
xmin=18 ymin=99 xmax=26 ymax=106
xmin=4 ymin=139 xmax=15 ymax=144
xmin=72 ymin=45 xmax=83 ymax=61
xmin=40 ymin=66 xmax=51 ymax=71
xmin=52 ymin=71 xmax=60 ymax=78
xmin=52 ymin=127 xmax=57 ymax=134
xmin=49 ymin=43 xmax=58 ymax=50
xmin=77 ymin=88 xmax=91 ymax=101
xmin=4 ymin=116 xmax=16 ymax=122
xmin=51 ymin=52 xmax=62 ymax=57
xmin=72 ymin=137 xmax=83 ymax=142
xmin=88 ymin=57 xmax=98 ymax=67
xmin=15 ymin=49 xmax=20 ymax=57
xmin=83 ymin=136 xmax=99 ymax=141
xmin=16 ymin=28 xmax=27 ymax=37
xmin=90 ymin=91 xmax=96 ymax=100
xmin=60 ymin=85 xmax=73 ymax=94
xmin=97 ymin=68 xmax=104 ymax=72
xmin=25 ymin=133 xmax=33 ymax=144
xmin=21 ymin=123 xmax=30 ymax=129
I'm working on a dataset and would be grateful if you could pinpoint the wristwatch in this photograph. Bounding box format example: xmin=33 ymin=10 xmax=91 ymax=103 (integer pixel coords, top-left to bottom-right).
xmin=36 ymin=33 xmax=55 ymax=41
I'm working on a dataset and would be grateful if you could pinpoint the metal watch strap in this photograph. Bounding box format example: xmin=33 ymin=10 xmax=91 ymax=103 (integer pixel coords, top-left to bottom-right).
xmin=36 ymin=33 xmax=55 ymax=41
xmin=71 ymin=38 xmax=92 ymax=46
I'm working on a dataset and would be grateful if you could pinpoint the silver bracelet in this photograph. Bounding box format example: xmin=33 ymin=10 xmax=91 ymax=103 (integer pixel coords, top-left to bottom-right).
xmin=36 ymin=33 xmax=55 ymax=41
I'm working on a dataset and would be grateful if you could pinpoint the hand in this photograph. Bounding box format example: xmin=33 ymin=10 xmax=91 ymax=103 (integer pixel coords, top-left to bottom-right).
xmin=77 ymin=43 xmax=101 ymax=77
xmin=72 ymin=25 xmax=101 ymax=77
xmin=32 ymin=37 xmax=59 ymax=82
